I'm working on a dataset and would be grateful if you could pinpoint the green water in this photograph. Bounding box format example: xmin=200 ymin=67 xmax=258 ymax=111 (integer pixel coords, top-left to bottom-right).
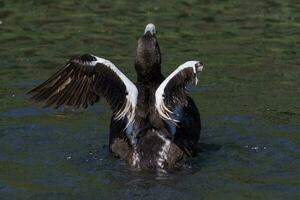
xmin=1 ymin=0 xmax=300 ymax=199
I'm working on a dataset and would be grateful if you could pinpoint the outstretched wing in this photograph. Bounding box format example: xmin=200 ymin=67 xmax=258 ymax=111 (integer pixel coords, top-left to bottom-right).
xmin=155 ymin=61 xmax=203 ymax=121
xmin=27 ymin=54 xmax=138 ymax=125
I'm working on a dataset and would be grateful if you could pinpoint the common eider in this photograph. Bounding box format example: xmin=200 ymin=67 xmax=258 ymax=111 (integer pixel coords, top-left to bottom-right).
xmin=27 ymin=23 xmax=204 ymax=170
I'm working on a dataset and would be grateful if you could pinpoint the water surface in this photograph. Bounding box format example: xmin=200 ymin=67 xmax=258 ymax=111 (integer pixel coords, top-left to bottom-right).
xmin=0 ymin=0 xmax=300 ymax=199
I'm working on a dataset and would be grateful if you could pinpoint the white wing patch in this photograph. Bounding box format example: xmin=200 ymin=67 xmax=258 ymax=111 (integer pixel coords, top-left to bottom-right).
xmin=93 ymin=56 xmax=138 ymax=126
xmin=155 ymin=61 xmax=203 ymax=122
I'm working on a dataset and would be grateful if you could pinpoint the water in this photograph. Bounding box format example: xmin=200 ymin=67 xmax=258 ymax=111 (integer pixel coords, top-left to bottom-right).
xmin=1 ymin=0 xmax=300 ymax=199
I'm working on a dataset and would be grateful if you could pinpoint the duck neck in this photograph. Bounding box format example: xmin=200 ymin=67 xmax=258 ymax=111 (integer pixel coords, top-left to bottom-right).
xmin=136 ymin=66 xmax=164 ymax=84
xmin=137 ymin=72 xmax=164 ymax=84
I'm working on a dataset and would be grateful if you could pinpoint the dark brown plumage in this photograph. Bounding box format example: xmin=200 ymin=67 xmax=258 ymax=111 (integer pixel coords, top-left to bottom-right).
xmin=27 ymin=54 xmax=127 ymax=113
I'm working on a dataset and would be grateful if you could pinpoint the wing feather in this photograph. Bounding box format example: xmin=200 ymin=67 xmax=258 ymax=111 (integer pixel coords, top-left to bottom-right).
xmin=155 ymin=61 xmax=203 ymax=121
xmin=27 ymin=54 xmax=138 ymax=125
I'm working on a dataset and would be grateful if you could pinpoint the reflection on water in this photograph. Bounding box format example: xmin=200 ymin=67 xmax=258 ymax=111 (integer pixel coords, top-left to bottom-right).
xmin=0 ymin=0 xmax=300 ymax=199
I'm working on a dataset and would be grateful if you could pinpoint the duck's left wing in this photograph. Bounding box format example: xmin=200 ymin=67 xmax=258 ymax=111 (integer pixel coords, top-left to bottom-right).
xmin=27 ymin=54 xmax=138 ymax=125
xmin=155 ymin=61 xmax=203 ymax=121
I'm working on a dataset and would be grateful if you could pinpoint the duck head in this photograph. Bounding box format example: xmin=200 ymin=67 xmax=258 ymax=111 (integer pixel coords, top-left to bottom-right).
xmin=135 ymin=23 xmax=163 ymax=82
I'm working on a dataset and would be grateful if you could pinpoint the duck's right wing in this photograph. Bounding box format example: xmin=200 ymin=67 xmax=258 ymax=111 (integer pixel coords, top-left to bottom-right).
xmin=27 ymin=54 xmax=138 ymax=125
xmin=155 ymin=61 xmax=203 ymax=122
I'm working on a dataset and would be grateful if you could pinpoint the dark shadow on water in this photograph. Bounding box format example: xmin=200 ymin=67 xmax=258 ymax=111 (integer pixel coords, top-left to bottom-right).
xmin=197 ymin=142 xmax=221 ymax=153
xmin=0 ymin=107 xmax=55 ymax=117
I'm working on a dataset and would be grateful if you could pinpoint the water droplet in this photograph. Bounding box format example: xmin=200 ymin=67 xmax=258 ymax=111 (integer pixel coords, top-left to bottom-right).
xmin=251 ymin=146 xmax=259 ymax=150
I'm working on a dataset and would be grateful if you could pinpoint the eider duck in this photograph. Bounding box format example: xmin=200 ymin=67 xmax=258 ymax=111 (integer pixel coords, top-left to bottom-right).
xmin=27 ymin=23 xmax=203 ymax=170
